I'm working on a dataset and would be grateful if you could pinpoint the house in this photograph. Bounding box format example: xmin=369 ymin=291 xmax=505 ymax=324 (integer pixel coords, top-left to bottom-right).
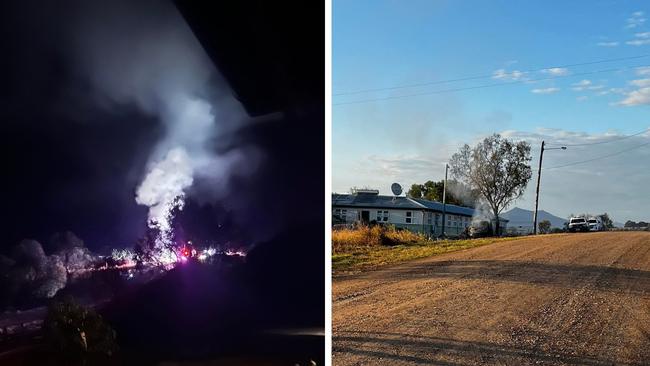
xmin=332 ymin=189 xmax=508 ymax=237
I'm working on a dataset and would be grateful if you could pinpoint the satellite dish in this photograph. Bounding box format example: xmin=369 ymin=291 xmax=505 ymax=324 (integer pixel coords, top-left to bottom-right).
xmin=391 ymin=183 xmax=403 ymax=196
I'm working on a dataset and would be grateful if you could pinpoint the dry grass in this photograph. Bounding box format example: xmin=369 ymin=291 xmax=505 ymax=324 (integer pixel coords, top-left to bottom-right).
xmin=332 ymin=225 xmax=425 ymax=254
xmin=332 ymin=225 xmax=519 ymax=273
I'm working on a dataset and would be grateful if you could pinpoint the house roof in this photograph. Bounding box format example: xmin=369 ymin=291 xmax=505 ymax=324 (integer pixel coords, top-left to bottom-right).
xmin=410 ymin=198 xmax=475 ymax=216
xmin=332 ymin=193 xmax=424 ymax=209
xmin=332 ymin=193 xmax=476 ymax=217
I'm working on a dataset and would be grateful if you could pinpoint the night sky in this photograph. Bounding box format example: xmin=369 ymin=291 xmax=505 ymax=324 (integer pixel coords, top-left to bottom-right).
xmin=0 ymin=0 xmax=324 ymax=253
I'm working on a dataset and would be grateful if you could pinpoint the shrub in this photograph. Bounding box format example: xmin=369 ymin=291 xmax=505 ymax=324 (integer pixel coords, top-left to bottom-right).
xmin=44 ymin=296 xmax=118 ymax=362
xmin=332 ymin=225 xmax=427 ymax=254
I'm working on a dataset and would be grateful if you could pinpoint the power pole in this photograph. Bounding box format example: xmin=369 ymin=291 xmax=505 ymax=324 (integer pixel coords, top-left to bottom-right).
xmin=533 ymin=142 xmax=567 ymax=234
xmin=441 ymin=163 xmax=448 ymax=237
xmin=533 ymin=141 xmax=545 ymax=235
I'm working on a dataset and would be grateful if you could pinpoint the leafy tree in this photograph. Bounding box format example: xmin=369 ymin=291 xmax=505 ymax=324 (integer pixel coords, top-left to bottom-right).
xmin=624 ymin=220 xmax=637 ymax=228
xmin=44 ymin=296 xmax=118 ymax=362
xmin=407 ymin=180 xmax=479 ymax=208
xmin=449 ymin=134 xmax=532 ymax=235
xmin=538 ymin=220 xmax=551 ymax=234
xmin=408 ymin=183 xmax=423 ymax=199
xmin=599 ymin=213 xmax=613 ymax=229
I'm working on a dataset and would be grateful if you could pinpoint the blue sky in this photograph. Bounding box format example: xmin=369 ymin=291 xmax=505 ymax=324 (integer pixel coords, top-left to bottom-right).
xmin=333 ymin=0 xmax=650 ymax=222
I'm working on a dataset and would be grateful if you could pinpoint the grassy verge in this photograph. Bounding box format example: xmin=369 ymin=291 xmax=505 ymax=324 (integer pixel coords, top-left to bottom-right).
xmin=332 ymin=227 xmax=520 ymax=273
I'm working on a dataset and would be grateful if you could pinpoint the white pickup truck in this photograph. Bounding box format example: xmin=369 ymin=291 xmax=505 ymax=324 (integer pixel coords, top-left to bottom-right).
xmin=568 ymin=217 xmax=590 ymax=232
xmin=587 ymin=217 xmax=605 ymax=231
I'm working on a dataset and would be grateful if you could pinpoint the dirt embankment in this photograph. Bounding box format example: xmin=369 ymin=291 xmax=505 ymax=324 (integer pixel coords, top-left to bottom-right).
xmin=333 ymin=232 xmax=650 ymax=365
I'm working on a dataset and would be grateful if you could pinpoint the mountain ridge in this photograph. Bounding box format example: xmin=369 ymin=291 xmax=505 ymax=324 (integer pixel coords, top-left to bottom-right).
xmin=502 ymin=207 xmax=567 ymax=229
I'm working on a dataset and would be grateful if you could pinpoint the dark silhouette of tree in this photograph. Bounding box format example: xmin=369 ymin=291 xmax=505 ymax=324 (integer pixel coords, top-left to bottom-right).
xmin=599 ymin=213 xmax=613 ymax=229
xmin=538 ymin=220 xmax=551 ymax=234
xmin=407 ymin=180 xmax=479 ymax=208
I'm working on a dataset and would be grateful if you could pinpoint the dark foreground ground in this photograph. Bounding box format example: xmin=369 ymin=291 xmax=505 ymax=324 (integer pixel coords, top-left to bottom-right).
xmin=0 ymin=228 xmax=325 ymax=365
xmin=333 ymin=232 xmax=650 ymax=365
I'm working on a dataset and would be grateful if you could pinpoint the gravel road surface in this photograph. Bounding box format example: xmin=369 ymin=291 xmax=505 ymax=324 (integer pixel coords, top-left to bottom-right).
xmin=333 ymin=232 xmax=650 ymax=365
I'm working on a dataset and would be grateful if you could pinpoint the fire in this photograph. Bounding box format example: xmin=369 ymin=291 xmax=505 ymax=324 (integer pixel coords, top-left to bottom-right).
xmin=108 ymin=243 xmax=246 ymax=270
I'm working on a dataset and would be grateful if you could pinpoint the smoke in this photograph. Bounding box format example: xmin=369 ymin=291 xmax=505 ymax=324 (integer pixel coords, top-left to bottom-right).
xmin=68 ymin=0 xmax=258 ymax=246
xmin=445 ymin=180 xmax=477 ymax=208
xmin=3 ymin=236 xmax=98 ymax=301
xmin=136 ymin=147 xmax=193 ymax=244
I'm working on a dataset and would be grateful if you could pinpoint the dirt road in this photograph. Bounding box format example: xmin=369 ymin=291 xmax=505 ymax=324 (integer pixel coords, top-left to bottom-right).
xmin=333 ymin=232 xmax=650 ymax=365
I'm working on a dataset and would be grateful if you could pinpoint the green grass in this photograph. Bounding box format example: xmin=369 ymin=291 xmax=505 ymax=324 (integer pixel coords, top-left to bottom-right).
xmin=332 ymin=236 xmax=520 ymax=274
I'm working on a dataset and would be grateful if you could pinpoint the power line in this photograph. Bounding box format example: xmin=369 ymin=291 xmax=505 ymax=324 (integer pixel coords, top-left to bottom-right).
xmin=333 ymin=54 xmax=650 ymax=96
xmin=546 ymin=128 xmax=650 ymax=147
xmin=544 ymin=140 xmax=650 ymax=170
xmin=333 ymin=64 xmax=650 ymax=106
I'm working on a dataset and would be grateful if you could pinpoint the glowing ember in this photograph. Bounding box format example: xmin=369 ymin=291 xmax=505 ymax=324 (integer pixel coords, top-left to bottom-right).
xmin=109 ymin=244 xmax=245 ymax=269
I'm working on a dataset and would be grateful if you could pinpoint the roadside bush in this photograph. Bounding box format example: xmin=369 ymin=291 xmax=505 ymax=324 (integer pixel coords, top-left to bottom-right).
xmin=332 ymin=225 xmax=427 ymax=253
xmin=381 ymin=227 xmax=425 ymax=245
xmin=44 ymin=296 xmax=118 ymax=362
xmin=332 ymin=225 xmax=382 ymax=253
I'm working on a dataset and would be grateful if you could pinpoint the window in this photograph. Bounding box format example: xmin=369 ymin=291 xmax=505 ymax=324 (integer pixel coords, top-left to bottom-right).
xmin=435 ymin=214 xmax=440 ymax=225
xmin=406 ymin=211 xmax=412 ymax=224
xmin=377 ymin=210 xmax=389 ymax=222
xmin=427 ymin=212 xmax=433 ymax=225
xmin=334 ymin=209 xmax=347 ymax=221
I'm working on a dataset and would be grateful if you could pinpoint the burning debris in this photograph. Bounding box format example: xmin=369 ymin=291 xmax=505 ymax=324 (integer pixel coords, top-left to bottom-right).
xmin=109 ymin=243 xmax=245 ymax=268
xmin=1 ymin=228 xmax=247 ymax=310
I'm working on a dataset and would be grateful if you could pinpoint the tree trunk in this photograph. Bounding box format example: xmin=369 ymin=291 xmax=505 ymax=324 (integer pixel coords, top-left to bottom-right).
xmin=494 ymin=213 xmax=500 ymax=236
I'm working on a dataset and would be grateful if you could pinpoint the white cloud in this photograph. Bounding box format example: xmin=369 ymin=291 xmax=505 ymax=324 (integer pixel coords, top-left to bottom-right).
xmin=636 ymin=32 xmax=650 ymax=38
xmin=609 ymin=87 xmax=626 ymax=94
xmin=626 ymin=39 xmax=650 ymax=46
xmin=619 ymin=87 xmax=650 ymax=106
xmin=636 ymin=66 xmax=650 ymax=75
xmin=626 ymin=11 xmax=646 ymax=28
xmin=597 ymin=41 xmax=619 ymax=47
xmin=572 ymin=79 xmax=591 ymax=91
xmin=569 ymin=79 xmax=605 ymax=92
xmin=630 ymin=78 xmax=650 ymax=87
xmin=531 ymin=87 xmax=560 ymax=94
xmin=492 ymin=68 xmax=525 ymax=81
xmin=541 ymin=67 xmax=569 ymax=76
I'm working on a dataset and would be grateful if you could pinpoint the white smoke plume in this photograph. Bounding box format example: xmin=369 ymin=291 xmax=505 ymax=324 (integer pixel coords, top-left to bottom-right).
xmin=69 ymin=0 xmax=256 ymax=247
xmin=136 ymin=147 xmax=193 ymax=245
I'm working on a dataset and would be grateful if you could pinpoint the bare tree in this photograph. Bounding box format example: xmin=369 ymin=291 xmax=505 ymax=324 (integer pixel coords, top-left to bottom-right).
xmin=449 ymin=134 xmax=532 ymax=235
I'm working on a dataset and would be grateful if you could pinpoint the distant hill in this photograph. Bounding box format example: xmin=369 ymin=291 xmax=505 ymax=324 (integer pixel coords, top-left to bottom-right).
xmin=502 ymin=207 xmax=567 ymax=229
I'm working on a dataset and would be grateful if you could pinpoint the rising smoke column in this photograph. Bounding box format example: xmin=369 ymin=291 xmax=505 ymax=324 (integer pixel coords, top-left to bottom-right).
xmin=69 ymin=0 xmax=256 ymax=255
xmin=135 ymin=146 xmax=192 ymax=246
xmin=135 ymin=95 xmax=216 ymax=250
